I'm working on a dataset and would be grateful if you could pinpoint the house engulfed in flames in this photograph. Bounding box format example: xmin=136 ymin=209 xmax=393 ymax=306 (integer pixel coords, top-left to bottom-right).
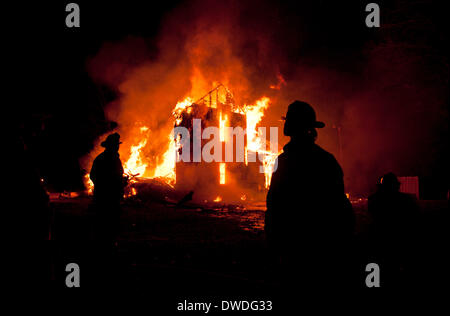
xmin=85 ymin=84 xmax=279 ymax=202
xmin=173 ymin=84 xmax=271 ymax=202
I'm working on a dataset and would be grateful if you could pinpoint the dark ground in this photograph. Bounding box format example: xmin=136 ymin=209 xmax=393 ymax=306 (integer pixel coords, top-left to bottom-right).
xmin=44 ymin=193 xmax=448 ymax=296
xmin=48 ymin=196 xmax=270 ymax=294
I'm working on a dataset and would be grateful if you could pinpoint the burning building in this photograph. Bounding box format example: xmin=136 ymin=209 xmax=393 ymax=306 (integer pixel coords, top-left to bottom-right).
xmin=173 ymin=84 xmax=268 ymax=201
xmin=83 ymin=84 xmax=279 ymax=203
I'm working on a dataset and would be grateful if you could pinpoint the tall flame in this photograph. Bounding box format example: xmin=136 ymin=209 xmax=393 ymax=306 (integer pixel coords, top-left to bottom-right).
xmin=153 ymin=97 xmax=195 ymax=185
xmin=124 ymin=127 xmax=148 ymax=176
xmin=244 ymin=97 xmax=270 ymax=152
xmin=219 ymin=111 xmax=228 ymax=142
xmin=85 ymin=174 xmax=94 ymax=195
xmin=173 ymin=97 xmax=194 ymax=125
xmin=219 ymin=162 xmax=226 ymax=184
xmin=153 ymin=134 xmax=177 ymax=184
xmin=243 ymin=97 xmax=279 ymax=188
xmin=121 ymin=97 xmax=194 ymax=186
xmin=262 ymin=153 xmax=278 ymax=188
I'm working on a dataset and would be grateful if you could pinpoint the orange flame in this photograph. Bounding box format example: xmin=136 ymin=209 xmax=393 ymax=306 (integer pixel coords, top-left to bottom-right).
xmin=152 ymin=97 xmax=195 ymax=185
xmin=153 ymin=134 xmax=177 ymax=185
xmin=244 ymin=97 xmax=270 ymax=152
xmin=85 ymin=174 xmax=94 ymax=195
xmin=262 ymin=153 xmax=278 ymax=188
xmin=173 ymin=97 xmax=194 ymax=125
xmin=219 ymin=111 xmax=228 ymax=142
xmin=121 ymin=98 xmax=193 ymax=187
xmin=124 ymin=135 xmax=148 ymax=177
xmin=243 ymin=97 xmax=279 ymax=188
xmin=219 ymin=162 xmax=226 ymax=184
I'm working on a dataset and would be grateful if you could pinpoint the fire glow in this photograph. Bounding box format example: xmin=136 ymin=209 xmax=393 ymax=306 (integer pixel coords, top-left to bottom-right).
xmin=219 ymin=111 xmax=228 ymax=142
xmin=219 ymin=163 xmax=226 ymax=185
xmin=86 ymin=87 xmax=280 ymax=199
xmin=124 ymin=137 xmax=147 ymax=177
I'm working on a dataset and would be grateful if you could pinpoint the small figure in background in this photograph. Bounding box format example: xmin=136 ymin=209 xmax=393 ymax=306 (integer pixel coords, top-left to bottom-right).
xmin=368 ymin=172 xmax=419 ymax=285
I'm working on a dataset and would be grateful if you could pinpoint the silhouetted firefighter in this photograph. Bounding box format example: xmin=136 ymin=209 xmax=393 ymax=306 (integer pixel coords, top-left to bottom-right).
xmin=90 ymin=133 xmax=127 ymax=245
xmin=368 ymin=172 xmax=419 ymax=285
xmin=265 ymin=101 xmax=354 ymax=288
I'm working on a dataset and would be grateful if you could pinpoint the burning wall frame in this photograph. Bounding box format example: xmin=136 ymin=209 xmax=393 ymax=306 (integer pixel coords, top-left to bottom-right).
xmin=174 ymin=85 xmax=266 ymax=201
